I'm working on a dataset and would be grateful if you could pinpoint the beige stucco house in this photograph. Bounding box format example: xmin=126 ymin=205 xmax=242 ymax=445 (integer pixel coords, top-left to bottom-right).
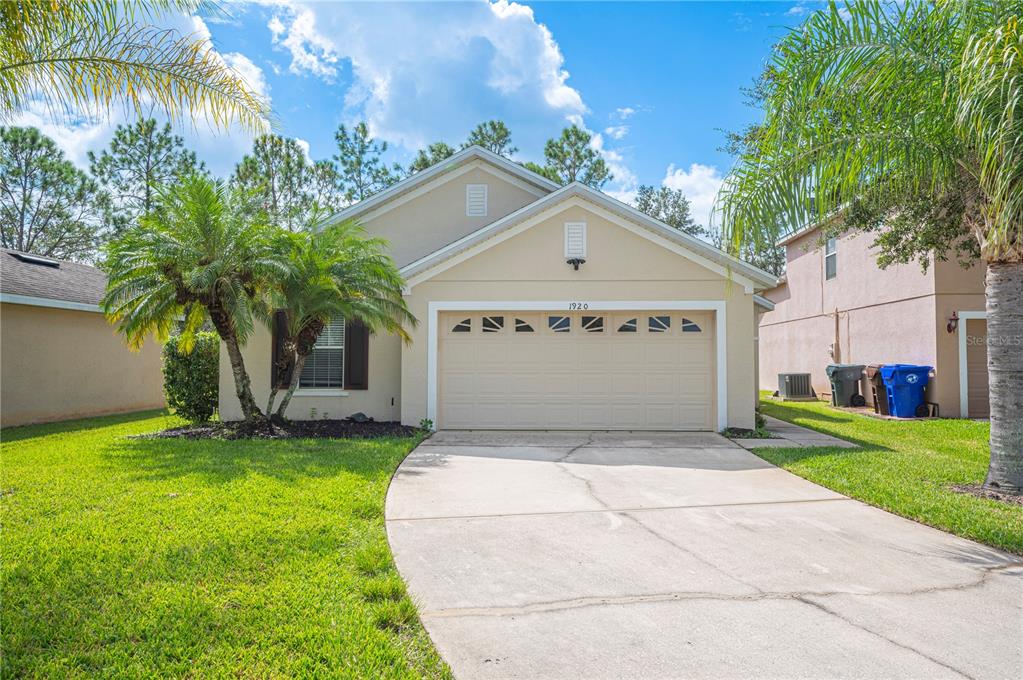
xmin=758 ymin=224 xmax=989 ymax=418
xmin=1 ymin=249 xmax=165 ymax=427
xmin=220 ymin=146 xmax=777 ymax=431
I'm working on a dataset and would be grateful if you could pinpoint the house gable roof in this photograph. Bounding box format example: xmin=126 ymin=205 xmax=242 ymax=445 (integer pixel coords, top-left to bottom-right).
xmin=321 ymin=145 xmax=560 ymax=227
xmin=401 ymin=182 xmax=779 ymax=293
xmin=0 ymin=249 xmax=107 ymax=311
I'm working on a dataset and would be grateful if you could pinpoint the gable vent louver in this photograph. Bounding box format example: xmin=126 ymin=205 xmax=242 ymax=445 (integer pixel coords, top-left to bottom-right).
xmin=564 ymin=222 xmax=587 ymax=259
xmin=466 ymin=184 xmax=488 ymax=217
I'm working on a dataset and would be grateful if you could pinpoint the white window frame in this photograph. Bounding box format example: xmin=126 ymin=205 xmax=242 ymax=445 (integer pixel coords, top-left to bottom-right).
xmin=465 ymin=184 xmax=488 ymax=217
xmin=299 ymin=315 xmax=345 ymax=390
xmin=824 ymin=237 xmax=837 ymax=280
xmin=564 ymin=222 xmax=587 ymax=259
xmin=426 ymin=300 xmax=728 ymax=431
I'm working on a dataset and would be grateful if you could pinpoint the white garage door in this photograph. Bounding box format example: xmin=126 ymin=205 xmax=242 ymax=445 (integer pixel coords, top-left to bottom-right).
xmin=438 ymin=310 xmax=715 ymax=430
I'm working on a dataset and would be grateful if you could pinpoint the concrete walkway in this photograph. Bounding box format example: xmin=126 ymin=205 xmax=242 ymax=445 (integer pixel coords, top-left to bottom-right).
xmin=733 ymin=415 xmax=859 ymax=449
xmin=386 ymin=431 xmax=1022 ymax=680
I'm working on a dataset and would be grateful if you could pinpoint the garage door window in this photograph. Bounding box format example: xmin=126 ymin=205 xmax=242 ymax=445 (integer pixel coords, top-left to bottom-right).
xmin=681 ymin=318 xmax=702 ymax=333
xmin=548 ymin=315 xmax=570 ymax=332
xmin=617 ymin=318 xmax=637 ymax=333
xmin=648 ymin=315 xmax=671 ymax=332
xmin=482 ymin=316 xmax=504 ymax=332
xmin=515 ymin=318 xmax=534 ymax=332
xmin=581 ymin=315 xmax=604 ymax=332
xmin=452 ymin=318 xmax=471 ymax=333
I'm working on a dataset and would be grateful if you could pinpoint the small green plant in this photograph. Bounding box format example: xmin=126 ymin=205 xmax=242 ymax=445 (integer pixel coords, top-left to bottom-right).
xmin=419 ymin=418 xmax=434 ymax=431
xmin=162 ymin=332 xmax=219 ymax=422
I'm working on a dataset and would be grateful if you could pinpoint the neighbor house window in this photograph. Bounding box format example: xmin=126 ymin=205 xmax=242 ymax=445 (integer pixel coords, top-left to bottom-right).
xmin=300 ymin=315 xmax=344 ymax=388
xmin=825 ymin=237 xmax=837 ymax=280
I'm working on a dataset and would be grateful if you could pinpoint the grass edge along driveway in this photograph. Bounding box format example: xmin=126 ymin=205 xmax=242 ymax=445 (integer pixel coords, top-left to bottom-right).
xmin=756 ymin=397 xmax=1022 ymax=556
xmin=1 ymin=410 xmax=451 ymax=678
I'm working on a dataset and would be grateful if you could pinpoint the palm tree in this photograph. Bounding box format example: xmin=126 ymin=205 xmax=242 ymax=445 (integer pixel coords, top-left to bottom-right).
xmin=0 ymin=1 xmax=267 ymax=130
xmin=260 ymin=222 xmax=415 ymax=419
xmin=717 ymin=1 xmax=1022 ymax=493
xmin=102 ymin=175 xmax=286 ymax=424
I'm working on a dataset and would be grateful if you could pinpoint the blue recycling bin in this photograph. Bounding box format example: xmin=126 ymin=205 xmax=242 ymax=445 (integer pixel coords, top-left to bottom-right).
xmin=879 ymin=364 xmax=932 ymax=418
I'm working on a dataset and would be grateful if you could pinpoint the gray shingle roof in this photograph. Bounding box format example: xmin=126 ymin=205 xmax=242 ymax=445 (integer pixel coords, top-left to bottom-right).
xmin=0 ymin=250 xmax=107 ymax=306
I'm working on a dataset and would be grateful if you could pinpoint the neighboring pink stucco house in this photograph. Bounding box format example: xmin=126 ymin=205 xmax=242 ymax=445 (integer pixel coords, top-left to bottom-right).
xmin=758 ymin=225 xmax=990 ymax=418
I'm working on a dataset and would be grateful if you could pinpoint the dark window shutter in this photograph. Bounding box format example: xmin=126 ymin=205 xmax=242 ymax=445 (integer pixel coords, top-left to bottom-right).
xmin=344 ymin=319 xmax=369 ymax=390
xmin=270 ymin=310 xmax=294 ymax=389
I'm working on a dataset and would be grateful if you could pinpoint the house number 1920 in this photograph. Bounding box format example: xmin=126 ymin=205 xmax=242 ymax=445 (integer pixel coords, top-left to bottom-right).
xmin=568 ymin=302 xmax=590 ymax=310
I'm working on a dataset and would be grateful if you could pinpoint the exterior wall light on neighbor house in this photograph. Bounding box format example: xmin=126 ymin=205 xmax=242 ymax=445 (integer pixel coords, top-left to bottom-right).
xmin=947 ymin=311 xmax=959 ymax=334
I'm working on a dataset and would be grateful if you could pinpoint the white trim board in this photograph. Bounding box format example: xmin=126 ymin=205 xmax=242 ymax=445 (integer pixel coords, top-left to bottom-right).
xmin=0 ymin=293 xmax=102 ymax=313
xmin=957 ymin=310 xmax=987 ymax=418
xmin=426 ymin=300 xmax=729 ymax=432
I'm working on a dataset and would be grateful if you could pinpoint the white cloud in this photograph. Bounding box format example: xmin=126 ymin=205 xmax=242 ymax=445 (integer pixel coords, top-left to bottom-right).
xmin=265 ymin=0 xmax=587 ymax=153
xmin=613 ymin=106 xmax=636 ymax=120
xmin=589 ymin=131 xmax=637 ymax=204
xmin=222 ymin=52 xmax=270 ymax=99
xmin=604 ymin=124 xmax=629 ymax=140
xmin=661 ymin=163 xmax=724 ymax=230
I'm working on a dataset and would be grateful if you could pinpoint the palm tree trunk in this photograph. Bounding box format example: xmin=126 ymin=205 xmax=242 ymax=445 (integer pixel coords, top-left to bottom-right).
xmin=222 ymin=331 xmax=265 ymax=424
xmin=274 ymin=353 xmax=308 ymax=420
xmin=983 ymin=262 xmax=1023 ymax=494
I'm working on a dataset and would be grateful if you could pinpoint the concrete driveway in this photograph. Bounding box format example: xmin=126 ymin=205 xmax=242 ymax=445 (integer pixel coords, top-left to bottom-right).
xmin=386 ymin=431 xmax=1022 ymax=679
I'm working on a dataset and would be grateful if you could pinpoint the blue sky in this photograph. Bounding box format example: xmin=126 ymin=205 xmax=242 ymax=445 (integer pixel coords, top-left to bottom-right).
xmin=16 ymin=1 xmax=820 ymax=228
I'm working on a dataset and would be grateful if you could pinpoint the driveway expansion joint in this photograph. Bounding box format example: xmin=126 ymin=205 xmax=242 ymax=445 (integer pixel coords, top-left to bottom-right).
xmin=385 ymin=496 xmax=853 ymax=523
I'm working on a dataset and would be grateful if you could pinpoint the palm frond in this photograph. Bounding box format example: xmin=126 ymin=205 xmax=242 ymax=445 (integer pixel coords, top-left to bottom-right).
xmin=0 ymin=2 xmax=268 ymax=131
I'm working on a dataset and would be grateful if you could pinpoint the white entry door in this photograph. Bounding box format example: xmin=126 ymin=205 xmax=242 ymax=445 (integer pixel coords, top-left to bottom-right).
xmin=438 ymin=310 xmax=715 ymax=430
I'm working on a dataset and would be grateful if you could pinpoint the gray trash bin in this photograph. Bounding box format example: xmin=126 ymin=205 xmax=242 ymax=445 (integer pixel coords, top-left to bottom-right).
xmin=826 ymin=364 xmax=866 ymax=407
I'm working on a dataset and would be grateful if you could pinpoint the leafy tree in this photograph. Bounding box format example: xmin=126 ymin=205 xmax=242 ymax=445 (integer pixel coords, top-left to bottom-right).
xmin=542 ymin=125 xmax=611 ymax=189
xmin=408 ymin=141 xmax=455 ymax=174
xmin=259 ymin=222 xmax=415 ymax=419
xmin=88 ymin=118 xmax=202 ymax=234
xmin=334 ymin=122 xmax=401 ymax=202
xmin=231 ymin=134 xmax=342 ymax=231
xmin=0 ymin=126 xmax=103 ymax=260
xmin=716 ymin=0 xmax=1023 ymax=493
xmin=635 ymin=185 xmax=703 ymax=238
xmin=102 ymin=175 xmax=286 ymax=425
xmin=521 ymin=160 xmax=562 ymax=184
xmin=0 ymin=1 xmax=267 ymax=130
xmin=308 ymin=160 xmax=345 ymax=216
xmin=464 ymin=120 xmax=517 ymax=156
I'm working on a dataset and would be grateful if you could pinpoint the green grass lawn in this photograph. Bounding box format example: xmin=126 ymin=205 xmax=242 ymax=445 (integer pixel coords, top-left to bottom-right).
xmin=1 ymin=411 xmax=450 ymax=678
xmin=756 ymin=397 xmax=1022 ymax=555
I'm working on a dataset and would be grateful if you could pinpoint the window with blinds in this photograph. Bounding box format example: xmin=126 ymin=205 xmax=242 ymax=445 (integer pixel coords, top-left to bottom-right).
xmin=564 ymin=222 xmax=587 ymax=258
xmin=466 ymin=184 xmax=488 ymax=216
xmin=300 ymin=315 xmax=344 ymax=388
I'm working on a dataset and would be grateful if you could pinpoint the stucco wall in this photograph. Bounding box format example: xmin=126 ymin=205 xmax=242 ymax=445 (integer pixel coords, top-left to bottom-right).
xmin=218 ymin=324 xmax=403 ymax=422
xmin=1 ymin=303 xmax=165 ymax=427
xmin=759 ymin=227 xmax=987 ymax=415
xmin=401 ymin=202 xmax=759 ymax=430
xmin=359 ymin=163 xmax=542 ymax=267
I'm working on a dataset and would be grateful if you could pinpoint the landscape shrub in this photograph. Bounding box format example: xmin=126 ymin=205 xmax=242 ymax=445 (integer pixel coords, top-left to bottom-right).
xmin=162 ymin=332 xmax=219 ymax=422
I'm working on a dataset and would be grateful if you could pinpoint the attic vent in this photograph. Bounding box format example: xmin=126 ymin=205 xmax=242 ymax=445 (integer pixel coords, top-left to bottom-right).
xmin=466 ymin=184 xmax=488 ymax=217
xmin=564 ymin=222 xmax=587 ymax=258
xmin=10 ymin=252 xmax=59 ymax=268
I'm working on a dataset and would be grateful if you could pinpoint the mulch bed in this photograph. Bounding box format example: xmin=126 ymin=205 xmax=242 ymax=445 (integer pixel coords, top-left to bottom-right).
xmin=144 ymin=419 xmax=422 ymax=441
xmin=950 ymin=484 xmax=1023 ymax=507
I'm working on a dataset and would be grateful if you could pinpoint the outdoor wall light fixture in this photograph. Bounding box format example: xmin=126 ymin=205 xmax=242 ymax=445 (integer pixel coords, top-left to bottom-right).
xmin=947 ymin=311 xmax=959 ymax=334
xmin=566 ymin=257 xmax=586 ymax=271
